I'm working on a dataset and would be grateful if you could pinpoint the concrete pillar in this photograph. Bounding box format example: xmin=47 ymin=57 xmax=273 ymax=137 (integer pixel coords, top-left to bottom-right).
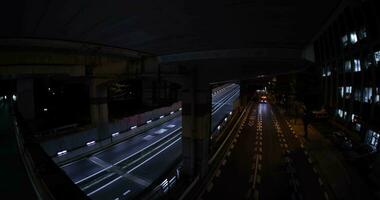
xmin=142 ymin=79 xmax=155 ymax=107
xmin=181 ymin=71 xmax=211 ymax=180
xmin=240 ymin=80 xmax=249 ymax=106
xmin=16 ymin=79 xmax=35 ymax=120
xmin=89 ymin=79 xmax=109 ymax=140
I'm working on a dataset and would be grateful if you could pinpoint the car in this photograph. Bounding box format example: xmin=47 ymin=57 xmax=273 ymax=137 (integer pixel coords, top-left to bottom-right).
xmin=259 ymin=96 xmax=267 ymax=103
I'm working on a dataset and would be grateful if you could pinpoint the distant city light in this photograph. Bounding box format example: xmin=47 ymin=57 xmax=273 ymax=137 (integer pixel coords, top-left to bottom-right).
xmin=4 ymin=95 xmax=7 ymax=100
xmin=179 ymin=108 xmax=182 ymax=111
xmin=43 ymin=108 xmax=48 ymax=112
xmin=224 ymin=117 xmax=228 ymax=122
xmin=146 ymin=120 xmax=152 ymax=124
xmin=86 ymin=141 xmax=96 ymax=146
xmin=112 ymin=132 xmax=120 ymax=137
xmin=160 ymin=115 xmax=164 ymax=119
xmin=229 ymin=111 xmax=232 ymax=115
xmin=57 ymin=150 xmax=67 ymax=156
xmin=48 ymin=87 xmax=51 ymax=91
xmin=170 ymin=111 xmax=174 ymax=115
xmin=217 ymin=125 xmax=221 ymax=130
xmin=12 ymin=94 xmax=17 ymax=101
xmin=131 ymin=126 xmax=137 ymax=130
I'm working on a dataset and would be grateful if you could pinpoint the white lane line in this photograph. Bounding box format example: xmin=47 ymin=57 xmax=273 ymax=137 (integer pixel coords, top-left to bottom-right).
xmin=87 ymin=176 xmax=122 ymax=196
xmin=123 ymin=189 xmax=131 ymax=196
xmin=75 ymin=165 xmax=112 ymax=184
xmin=114 ymin=127 xmax=181 ymax=166
xmin=127 ymin=137 xmax=181 ymax=173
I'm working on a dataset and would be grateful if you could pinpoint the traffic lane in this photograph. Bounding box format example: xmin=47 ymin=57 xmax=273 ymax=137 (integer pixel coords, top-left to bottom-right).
xmin=211 ymin=86 xmax=239 ymax=111
xmin=212 ymin=84 xmax=238 ymax=105
xmin=274 ymin=110 xmax=326 ymax=200
xmin=203 ymin=106 xmax=256 ymax=199
xmin=61 ymin=117 xmax=181 ymax=183
xmin=130 ymin=136 xmax=182 ymax=182
xmin=90 ymin=136 xmax=182 ymax=200
xmin=63 ymin=85 xmax=234 ymax=186
xmin=259 ymin=103 xmax=291 ymax=199
xmin=94 ymin=117 xmax=181 ymax=164
xmin=210 ymin=91 xmax=240 ymax=132
xmin=61 ymin=158 xmax=104 ymax=184
xmin=89 ymin=175 xmax=144 ymax=200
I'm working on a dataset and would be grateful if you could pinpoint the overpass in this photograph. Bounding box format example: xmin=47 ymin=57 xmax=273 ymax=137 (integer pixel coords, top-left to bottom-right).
xmin=3 ymin=0 xmax=379 ymax=200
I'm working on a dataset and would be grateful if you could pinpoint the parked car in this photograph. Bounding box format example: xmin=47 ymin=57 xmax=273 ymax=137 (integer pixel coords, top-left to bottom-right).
xmin=330 ymin=131 xmax=353 ymax=151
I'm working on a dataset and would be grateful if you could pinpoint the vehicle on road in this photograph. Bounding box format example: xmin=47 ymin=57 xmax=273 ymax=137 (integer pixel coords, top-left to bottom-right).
xmin=259 ymin=96 xmax=267 ymax=103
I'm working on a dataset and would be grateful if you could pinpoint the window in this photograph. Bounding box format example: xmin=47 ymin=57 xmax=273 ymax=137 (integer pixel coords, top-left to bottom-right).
xmin=363 ymin=87 xmax=373 ymax=103
xmin=345 ymin=60 xmax=352 ymax=72
xmin=358 ymin=28 xmax=368 ymax=40
xmin=338 ymin=87 xmax=344 ymax=98
xmin=322 ymin=66 xmax=332 ymax=77
xmin=337 ymin=109 xmax=344 ymax=118
xmin=350 ymin=32 xmax=358 ymax=44
xmin=342 ymin=35 xmax=349 ymax=47
xmin=375 ymin=88 xmax=380 ymax=103
xmin=345 ymin=86 xmax=352 ymax=99
xmin=351 ymin=114 xmax=358 ymax=123
xmin=366 ymin=130 xmax=380 ymax=151
xmin=355 ymin=123 xmax=361 ymax=132
xmin=375 ymin=51 xmax=380 ymax=64
xmin=354 ymin=89 xmax=361 ymax=101
xmin=354 ymin=59 xmax=361 ymax=72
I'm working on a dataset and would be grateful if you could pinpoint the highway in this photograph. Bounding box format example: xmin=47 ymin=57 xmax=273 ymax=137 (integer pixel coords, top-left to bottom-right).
xmin=60 ymin=83 xmax=240 ymax=200
xmin=203 ymin=103 xmax=327 ymax=200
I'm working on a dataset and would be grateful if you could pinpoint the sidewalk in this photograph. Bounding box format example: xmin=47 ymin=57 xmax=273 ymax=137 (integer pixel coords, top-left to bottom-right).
xmin=289 ymin=118 xmax=375 ymax=200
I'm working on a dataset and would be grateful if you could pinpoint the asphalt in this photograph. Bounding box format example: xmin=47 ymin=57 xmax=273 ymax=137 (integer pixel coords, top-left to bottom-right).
xmin=59 ymin=84 xmax=240 ymax=200
xmin=203 ymin=103 xmax=327 ymax=200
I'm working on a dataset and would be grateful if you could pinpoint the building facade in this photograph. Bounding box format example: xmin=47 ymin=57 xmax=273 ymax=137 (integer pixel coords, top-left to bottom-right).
xmin=314 ymin=0 xmax=380 ymax=151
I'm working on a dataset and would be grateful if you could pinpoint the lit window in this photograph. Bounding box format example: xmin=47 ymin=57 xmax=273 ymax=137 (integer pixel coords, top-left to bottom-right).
xmin=345 ymin=60 xmax=352 ymax=72
xmin=338 ymin=87 xmax=344 ymax=98
xmin=354 ymin=89 xmax=361 ymax=101
xmin=358 ymin=28 xmax=367 ymax=40
xmin=375 ymin=88 xmax=380 ymax=103
xmin=354 ymin=59 xmax=361 ymax=72
xmin=355 ymin=123 xmax=361 ymax=132
xmin=363 ymin=87 xmax=373 ymax=103
xmin=366 ymin=130 xmax=379 ymax=151
xmin=337 ymin=109 xmax=344 ymax=118
xmin=342 ymin=35 xmax=349 ymax=47
xmin=322 ymin=66 xmax=332 ymax=77
xmin=350 ymin=32 xmax=358 ymax=44
xmin=345 ymin=86 xmax=352 ymax=99
xmin=375 ymin=51 xmax=380 ymax=64
xmin=351 ymin=114 xmax=357 ymax=122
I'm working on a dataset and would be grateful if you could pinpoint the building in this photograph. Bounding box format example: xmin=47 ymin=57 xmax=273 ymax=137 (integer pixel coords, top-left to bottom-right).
xmin=315 ymin=0 xmax=380 ymax=151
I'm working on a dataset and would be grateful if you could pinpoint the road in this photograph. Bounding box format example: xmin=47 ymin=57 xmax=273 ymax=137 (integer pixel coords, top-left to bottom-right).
xmin=60 ymin=84 xmax=240 ymax=200
xmin=203 ymin=103 xmax=327 ymax=200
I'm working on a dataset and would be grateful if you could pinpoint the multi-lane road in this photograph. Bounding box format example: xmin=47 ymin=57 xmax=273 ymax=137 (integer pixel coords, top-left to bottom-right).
xmin=60 ymin=84 xmax=240 ymax=200
xmin=203 ymin=103 xmax=328 ymax=200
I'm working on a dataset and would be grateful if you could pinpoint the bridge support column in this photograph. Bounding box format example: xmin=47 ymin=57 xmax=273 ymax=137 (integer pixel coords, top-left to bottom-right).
xmin=240 ymin=80 xmax=249 ymax=106
xmin=89 ymin=79 xmax=109 ymax=140
xmin=181 ymin=72 xmax=211 ymax=180
xmin=16 ymin=78 xmax=35 ymax=120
